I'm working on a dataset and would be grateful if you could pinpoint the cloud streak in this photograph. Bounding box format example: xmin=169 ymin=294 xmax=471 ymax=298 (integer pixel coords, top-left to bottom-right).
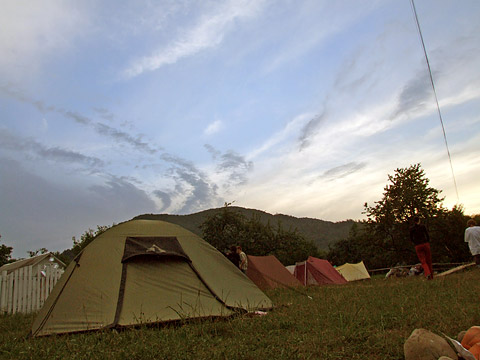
xmin=390 ymin=70 xmax=432 ymax=120
xmin=321 ymin=162 xmax=367 ymax=180
xmin=94 ymin=123 xmax=157 ymax=154
xmin=204 ymin=120 xmax=222 ymax=136
xmin=0 ymin=84 xmax=159 ymax=154
xmin=0 ymin=129 xmax=104 ymax=170
xmin=159 ymin=152 xmax=221 ymax=214
xmin=298 ymin=109 xmax=329 ymax=151
xmin=122 ymin=0 xmax=267 ymax=78
xmin=217 ymin=150 xmax=253 ymax=186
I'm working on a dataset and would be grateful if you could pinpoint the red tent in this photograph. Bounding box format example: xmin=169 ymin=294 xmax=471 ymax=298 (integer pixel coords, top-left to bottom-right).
xmin=246 ymin=255 xmax=302 ymax=290
xmin=294 ymin=256 xmax=347 ymax=286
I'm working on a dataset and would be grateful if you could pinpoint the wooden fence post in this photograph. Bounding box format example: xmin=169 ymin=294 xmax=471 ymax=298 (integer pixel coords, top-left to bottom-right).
xmin=0 ymin=270 xmax=7 ymax=313
xmin=27 ymin=265 xmax=33 ymax=313
xmin=7 ymin=272 xmax=13 ymax=314
xmin=35 ymin=265 xmax=41 ymax=311
xmin=22 ymin=267 xmax=28 ymax=313
xmin=12 ymin=269 xmax=20 ymax=314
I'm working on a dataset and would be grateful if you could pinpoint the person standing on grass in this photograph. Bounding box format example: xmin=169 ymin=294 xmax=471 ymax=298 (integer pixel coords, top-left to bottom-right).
xmin=410 ymin=216 xmax=434 ymax=280
xmin=237 ymin=246 xmax=248 ymax=274
xmin=227 ymin=245 xmax=240 ymax=268
xmin=465 ymin=219 xmax=480 ymax=267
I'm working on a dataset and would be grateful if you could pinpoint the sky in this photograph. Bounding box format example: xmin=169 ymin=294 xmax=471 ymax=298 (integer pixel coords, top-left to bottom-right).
xmin=1 ymin=0 xmax=479 ymax=259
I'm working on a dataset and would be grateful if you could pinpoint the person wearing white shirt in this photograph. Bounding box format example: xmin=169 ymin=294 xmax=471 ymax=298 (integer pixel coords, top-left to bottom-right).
xmin=465 ymin=219 xmax=480 ymax=267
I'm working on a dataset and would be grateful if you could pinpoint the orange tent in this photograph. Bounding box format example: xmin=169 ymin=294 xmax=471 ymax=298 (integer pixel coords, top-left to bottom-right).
xmin=246 ymin=255 xmax=302 ymax=290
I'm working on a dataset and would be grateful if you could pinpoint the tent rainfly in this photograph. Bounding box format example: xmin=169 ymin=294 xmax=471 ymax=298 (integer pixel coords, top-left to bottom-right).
xmin=335 ymin=261 xmax=371 ymax=281
xmin=30 ymin=220 xmax=272 ymax=337
xmin=246 ymin=255 xmax=302 ymax=290
xmin=293 ymin=256 xmax=347 ymax=286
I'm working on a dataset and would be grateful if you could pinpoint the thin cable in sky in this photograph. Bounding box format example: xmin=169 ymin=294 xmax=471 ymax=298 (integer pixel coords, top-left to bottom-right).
xmin=410 ymin=0 xmax=460 ymax=202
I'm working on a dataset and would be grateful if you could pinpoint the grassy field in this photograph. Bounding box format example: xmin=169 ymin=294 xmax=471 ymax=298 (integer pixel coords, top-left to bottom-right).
xmin=1 ymin=268 xmax=479 ymax=360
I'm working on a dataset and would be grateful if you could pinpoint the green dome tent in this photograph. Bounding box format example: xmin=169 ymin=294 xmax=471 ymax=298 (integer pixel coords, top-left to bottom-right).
xmin=31 ymin=220 xmax=272 ymax=337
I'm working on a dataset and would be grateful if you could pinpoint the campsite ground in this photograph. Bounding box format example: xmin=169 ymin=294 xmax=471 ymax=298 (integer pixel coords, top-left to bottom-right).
xmin=1 ymin=268 xmax=479 ymax=360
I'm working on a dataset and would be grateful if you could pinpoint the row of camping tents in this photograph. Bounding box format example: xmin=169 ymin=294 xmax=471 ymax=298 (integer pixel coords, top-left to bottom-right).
xmin=23 ymin=219 xmax=369 ymax=337
xmin=247 ymin=255 xmax=370 ymax=291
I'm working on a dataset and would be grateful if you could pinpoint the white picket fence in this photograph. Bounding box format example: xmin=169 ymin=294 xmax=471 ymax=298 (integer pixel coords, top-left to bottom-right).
xmin=0 ymin=265 xmax=64 ymax=314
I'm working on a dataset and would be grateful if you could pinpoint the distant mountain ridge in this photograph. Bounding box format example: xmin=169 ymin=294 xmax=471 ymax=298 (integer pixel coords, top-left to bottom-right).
xmin=134 ymin=206 xmax=356 ymax=251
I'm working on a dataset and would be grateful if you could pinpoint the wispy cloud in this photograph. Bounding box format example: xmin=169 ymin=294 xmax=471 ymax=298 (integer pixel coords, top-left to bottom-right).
xmin=0 ymin=84 xmax=159 ymax=154
xmin=175 ymin=168 xmax=219 ymax=214
xmin=321 ymin=162 xmax=367 ymax=180
xmin=204 ymin=144 xmax=254 ymax=188
xmin=0 ymin=129 xmax=104 ymax=170
xmin=122 ymin=0 xmax=267 ymax=78
xmin=247 ymin=113 xmax=313 ymax=160
xmin=218 ymin=150 xmax=253 ymax=187
xmin=159 ymin=152 xmax=221 ymax=214
xmin=153 ymin=190 xmax=172 ymax=212
xmin=89 ymin=175 xmax=157 ymax=213
xmin=298 ymin=109 xmax=329 ymax=151
xmin=390 ymin=70 xmax=432 ymax=120
xmin=262 ymin=2 xmax=382 ymax=75
xmin=93 ymin=107 xmax=115 ymax=122
xmin=94 ymin=123 xmax=157 ymax=154
xmin=204 ymin=144 xmax=221 ymax=160
xmin=204 ymin=119 xmax=223 ymax=136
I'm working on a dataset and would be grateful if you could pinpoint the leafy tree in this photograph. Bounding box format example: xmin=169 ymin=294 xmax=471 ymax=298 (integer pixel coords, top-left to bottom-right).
xmin=71 ymin=225 xmax=110 ymax=256
xmin=362 ymin=164 xmax=444 ymax=263
xmin=200 ymin=203 xmax=320 ymax=265
xmin=273 ymin=225 xmax=322 ymax=265
xmin=57 ymin=225 xmax=112 ymax=265
xmin=199 ymin=203 xmax=247 ymax=252
xmin=328 ymin=164 xmax=472 ymax=268
xmin=428 ymin=205 xmax=472 ymax=263
xmin=0 ymin=243 xmax=13 ymax=267
xmin=364 ymin=163 xmax=444 ymax=223
xmin=27 ymin=247 xmax=49 ymax=257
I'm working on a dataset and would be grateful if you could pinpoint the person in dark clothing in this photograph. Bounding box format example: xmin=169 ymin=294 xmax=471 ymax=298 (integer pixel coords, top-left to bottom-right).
xmin=226 ymin=245 xmax=240 ymax=268
xmin=410 ymin=216 xmax=433 ymax=279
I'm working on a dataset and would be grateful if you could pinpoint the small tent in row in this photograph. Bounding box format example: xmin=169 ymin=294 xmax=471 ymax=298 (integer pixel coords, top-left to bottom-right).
xmin=293 ymin=257 xmax=347 ymax=286
xmin=31 ymin=220 xmax=272 ymax=337
xmin=335 ymin=261 xmax=370 ymax=281
xmin=246 ymin=255 xmax=302 ymax=290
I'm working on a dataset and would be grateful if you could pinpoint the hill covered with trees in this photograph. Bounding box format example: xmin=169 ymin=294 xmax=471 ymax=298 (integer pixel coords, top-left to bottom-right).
xmin=134 ymin=206 xmax=356 ymax=251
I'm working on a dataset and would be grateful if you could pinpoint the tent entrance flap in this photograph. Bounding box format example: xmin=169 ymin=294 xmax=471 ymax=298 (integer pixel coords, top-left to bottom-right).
xmin=122 ymin=237 xmax=191 ymax=262
xmin=117 ymin=258 xmax=233 ymax=325
xmin=113 ymin=236 xmax=192 ymax=328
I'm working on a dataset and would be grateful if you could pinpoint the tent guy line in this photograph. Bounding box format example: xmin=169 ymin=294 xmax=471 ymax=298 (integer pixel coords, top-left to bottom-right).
xmin=410 ymin=0 xmax=459 ymax=201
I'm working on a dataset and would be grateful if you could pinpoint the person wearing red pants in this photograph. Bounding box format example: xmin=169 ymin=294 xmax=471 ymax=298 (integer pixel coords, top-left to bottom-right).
xmin=410 ymin=216 xmax=434 ymax=279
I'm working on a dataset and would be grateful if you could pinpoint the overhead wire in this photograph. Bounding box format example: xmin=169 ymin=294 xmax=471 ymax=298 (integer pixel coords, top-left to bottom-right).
xmin=409 ymin=0 xmax=460 ymax=202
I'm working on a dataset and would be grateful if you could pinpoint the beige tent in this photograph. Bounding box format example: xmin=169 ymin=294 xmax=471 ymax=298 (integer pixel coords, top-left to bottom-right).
xmin=31 ymin=220 xmax=272 ymax=337
xmin=335 ymin=261 xmax=370 ymax=281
